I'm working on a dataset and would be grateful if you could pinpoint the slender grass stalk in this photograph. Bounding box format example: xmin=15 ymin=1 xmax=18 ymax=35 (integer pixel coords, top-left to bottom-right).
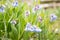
xmin=38 ymin=32 xmax=40 ymax=40
xmin=3 ymin=14 xmax=7 ymax=38
xmin=8 ymin=14 xmax=13 ymax=23
xmin=19 ymin=31 xmax=24 ymax=40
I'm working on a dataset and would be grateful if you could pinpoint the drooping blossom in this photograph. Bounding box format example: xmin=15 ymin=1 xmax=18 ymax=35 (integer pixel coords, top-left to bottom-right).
xmin=12 ymin=1 xmax=18 ymax=7
xmin=24 ymin=23 xmax=42 ymax=32
xmin=32 ymin=5 xmax=43 ymax=13
xmin=32 ymin=25 xmax=42 ymax=32
xmin=0 ymin=6 xmax=5 ymax=13
xmin=25 ymin=10 xmax=30 ymax=16
xmin=50 ymin=13 xmax=57 ymax=22
xmin=24 ymin=23 xmax=33 ymax=32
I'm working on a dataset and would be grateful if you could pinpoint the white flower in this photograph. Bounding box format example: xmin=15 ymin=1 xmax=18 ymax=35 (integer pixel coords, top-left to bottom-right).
xmin=25 ymin=10 xmax=30 ymax=16
xmin=50 ymin=14 xmax=57 ymax=22
xmin=12 ymin=1 xmax=18 ymax=7
xmin=10 ymin=20 xmax=17 ymax=25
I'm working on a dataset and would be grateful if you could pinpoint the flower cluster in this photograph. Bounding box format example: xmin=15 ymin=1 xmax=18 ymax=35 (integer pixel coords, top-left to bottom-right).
xmin=24 ymin=23 xmax=42 ymax=32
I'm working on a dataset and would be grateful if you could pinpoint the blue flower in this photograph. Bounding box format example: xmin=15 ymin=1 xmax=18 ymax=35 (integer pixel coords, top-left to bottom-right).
xmin=12 ymin=1 xmax=18 ymax=7
xmin=32 ymin=5 xmax=42 ymax=13
xmin=0 ymin=7 xmax=5 ymax=13
xmin=50 ymin=14 xmax=57 ymax=22
xmin=24 ymin=23 xmax=42 ymax=32
xmin=24 ymin=23 xmax=33 ymax=32
xmin=32 ymin=25 xmax=42 ymax=32
xmin=25 ymin=10 xmax=30 ymax=16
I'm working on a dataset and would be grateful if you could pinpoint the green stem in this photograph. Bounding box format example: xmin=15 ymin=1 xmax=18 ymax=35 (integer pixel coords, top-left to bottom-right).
xmin=3 ymin=14 xmax=7 ymax=37
xmin=4 ymin=22 xmax=7 ymax=37
xmin=19 ymin=31 xmax=24 ymax=40
xmin=8 ymin=14 xmax=13 ymax=22
xmin=38 ymin=32 xmax=40 ymax=40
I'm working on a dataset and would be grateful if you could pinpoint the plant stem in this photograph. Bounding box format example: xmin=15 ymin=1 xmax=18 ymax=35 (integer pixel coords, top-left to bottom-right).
xmin=3 ymin=15 xmax=7 ymax=37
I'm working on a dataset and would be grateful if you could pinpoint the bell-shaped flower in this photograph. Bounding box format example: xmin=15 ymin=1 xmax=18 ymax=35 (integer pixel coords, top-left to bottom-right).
xmin=50 ymin=14 xmax=57 ymax=22
xmin=24 ymin=23 xmax=33 ymax=32
xmin=24 ymin=23 xmax=42 ymax=32
xmin=12 ymin=1 xmax=18 ymax=7
xmin=0 ymin=7 xmax=5 ymax=13
xmin=32 ymin=25 xmax=42 ymax=32
xmin=32 ymin=5 xmax=43 ymax=13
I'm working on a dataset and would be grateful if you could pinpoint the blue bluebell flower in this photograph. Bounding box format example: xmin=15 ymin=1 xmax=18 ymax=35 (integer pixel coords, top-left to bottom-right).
xmin=24 ymin=23 xmax=33 ymax=32
xmin=12 ymin=1 xmax=18 ymax=7
xmin=32 ymin=25 xmax=42 ymax=32
xmin=32 ymin=6 xmax=39 ymax=13
xmin=50 ymin=14 xmax=57 ymax=22
xmin=25 ymin=10 xmax=30 ymax=16
xmin=32 ymin=5 xmax=42 ymax=13
xmin=0 ymin=7 xmax=5 ymax=13
xmin=35 ymin=5 xmax=40 ymax=10
xmin=24 ymin=23 xmax=42 ymax=32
